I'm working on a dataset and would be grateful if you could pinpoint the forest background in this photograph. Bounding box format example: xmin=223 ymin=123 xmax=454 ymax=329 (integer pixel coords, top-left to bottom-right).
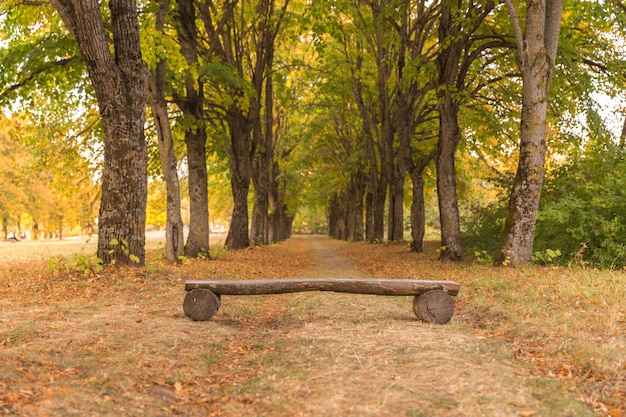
xmin=1 ymin=0 xmax=626 ymax=269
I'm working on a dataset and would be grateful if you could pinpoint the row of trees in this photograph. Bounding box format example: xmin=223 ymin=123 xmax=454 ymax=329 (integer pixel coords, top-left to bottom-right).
xmin=1 ymin=0 xmax=625 ymax=268
xmin=304 ymin=0 xmax=625 ymax=266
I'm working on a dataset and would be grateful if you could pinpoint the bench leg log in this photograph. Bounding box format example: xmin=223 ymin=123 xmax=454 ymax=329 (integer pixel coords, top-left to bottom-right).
xmin=183 ymin=289 xmax=221 ymax=321
xmin=183 ymin=288 xmax=455 ymax=324
xmin=412 ymin=290 xmax=455 ymax=324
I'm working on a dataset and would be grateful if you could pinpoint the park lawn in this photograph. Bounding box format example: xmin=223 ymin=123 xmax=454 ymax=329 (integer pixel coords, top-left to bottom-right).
xmin=0 ymin=236 xmax=624 ymax=416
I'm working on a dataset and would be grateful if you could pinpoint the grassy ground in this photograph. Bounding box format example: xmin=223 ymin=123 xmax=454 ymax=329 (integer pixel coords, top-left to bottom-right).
xmin=0 ymin=235 xmax=624 ymax=416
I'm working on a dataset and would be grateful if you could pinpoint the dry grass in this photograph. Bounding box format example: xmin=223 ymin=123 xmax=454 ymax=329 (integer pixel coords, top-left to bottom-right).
xmin=340 ymin=240 xmax=626 ymax=416
xmin=0 ymin=235 xmax=624 ymax=416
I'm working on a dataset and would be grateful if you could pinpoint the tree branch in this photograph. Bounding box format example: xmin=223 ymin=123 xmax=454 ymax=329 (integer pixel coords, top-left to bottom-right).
xmin=0 ymin=57 xmax=78 ymax=100
xmin=503 ymin=0 xmax=525 ymax=63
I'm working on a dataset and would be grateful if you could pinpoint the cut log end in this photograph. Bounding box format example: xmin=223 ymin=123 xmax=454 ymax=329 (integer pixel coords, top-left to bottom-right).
xmin=412 ymin=290 xmax=455 ymax=324
xmin=183 ymin=289 xmax=221 ymax=321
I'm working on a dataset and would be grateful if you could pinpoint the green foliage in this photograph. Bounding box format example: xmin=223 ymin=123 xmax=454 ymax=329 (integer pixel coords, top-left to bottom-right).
xmin=465 ymin=140 xmax=626 ymax=269
xmin=531 ymin=248 xmax=562 ymax=265
xmin=46 ymin=242 xmax=104 ymax=276
xmin=473 ymin=250 xmax=493 ymax=264
xmin=536 ymin=141 xmax=626 ymax=269
xmin=461 ymin=198 xmax=508 ymax=258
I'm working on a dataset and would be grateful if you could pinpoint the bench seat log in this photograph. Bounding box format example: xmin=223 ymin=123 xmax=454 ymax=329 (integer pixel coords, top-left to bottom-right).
xmin=184 ymin=279 xmax=460 ymax=323
xmin=185 ymin=278 xmax=460 ymax=297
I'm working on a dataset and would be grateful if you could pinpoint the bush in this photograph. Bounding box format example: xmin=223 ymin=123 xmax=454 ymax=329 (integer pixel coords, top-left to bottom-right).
xmin=461 ymin=199 xmax=507 ymax=259
xmin=463 ymin=142 xmax=626 ymax=269
xmin=535 ymin=142 xmax=626 ymax=269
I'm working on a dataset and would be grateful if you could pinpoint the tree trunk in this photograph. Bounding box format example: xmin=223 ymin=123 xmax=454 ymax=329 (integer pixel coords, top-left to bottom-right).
xmin=436 ymin=97 xmax=463 ymax=261
xmin=387 ymin=170 xmax=405 ymax=241
xmin=348 ymin=173 xmax=365 ymax=241
xmin=365 ymin=192 xmax=374 ymax=241
xmin=268 ymin=159 xmax=291 ymax=243
xmin=51 ymin=0 xmax=148 ymax=266
xmin=176 ymin=0 xmax=210 ymax=259
xmin=250 ymin=179 xmax=269 ymax=245
xmin=147 ymin=0 xmax=185 ymax=264
xmin=250 ymin=56 xmax=275 ymax=246
xmin=226 ymin=108 xmax=252 ymax=249
xmin=353 ymin=49 xmax=386 ymax=243
xmin=410 ymin=170 xmax=426 ymax=252
xmin=497 ymin=0 xmax=564 ymax=265
xmin=434 ymin=2 xmax=466 ymax=262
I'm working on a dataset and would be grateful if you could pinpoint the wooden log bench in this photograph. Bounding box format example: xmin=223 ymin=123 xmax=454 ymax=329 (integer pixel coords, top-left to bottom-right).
xmin=183 ymin=278 xmax=461 ymax=324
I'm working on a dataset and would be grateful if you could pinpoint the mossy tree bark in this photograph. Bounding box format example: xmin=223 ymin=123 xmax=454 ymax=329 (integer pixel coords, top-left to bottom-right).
xmin=497 ymin=0 xmax=564 ymax=266
xmin=51 ymin=0 xmax=148 ymax=266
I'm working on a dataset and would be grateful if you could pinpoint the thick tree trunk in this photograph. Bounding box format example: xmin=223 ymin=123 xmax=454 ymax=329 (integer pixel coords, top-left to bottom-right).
xmin=226 ymin=109 xmax=252 ymax=249
xmin=497 ymin=0 xmax=564 ymax=266
xmin=496 ymin=77 xmax=548 ymax=264
xmin=184 ymin=127 xmax=210 ymax=258
xmin=176 ymin=0 xmax=210 ymax=259
xmin=250 ymin=181 xmax=269 ymax=245
xmin=51 ymin=0 xmax=148 ymax=266
xmin=434 ymin=2 xmax=467 ymax=262
xmin=436 ymin=97 xmax=463 ymax=261
xmin=147 ymin=0 xmax=184 ymax=264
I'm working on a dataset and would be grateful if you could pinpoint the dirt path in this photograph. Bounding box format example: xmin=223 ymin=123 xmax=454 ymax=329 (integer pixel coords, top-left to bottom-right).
xmin=218 ymin=235 xmax=590 ymax=417
xmin=296 ymin=235 xmax=370 ymax=278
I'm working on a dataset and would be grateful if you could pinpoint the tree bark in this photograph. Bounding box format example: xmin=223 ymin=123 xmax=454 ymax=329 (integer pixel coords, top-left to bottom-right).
xmin=497 ymin=0 xmax=564 ymax=266
xmin=226 ymin=106 xmax=253 ymax=249
xmin=436 ymin=97 xmax=463 ymax=260
xmin=185 ymin=278 xmax=461 ymax=296
xmin=268 ymin=158 xmax=292 ymax=243
xmin=387 ymin=169 xmax=405 ymax=241
xmin=50 ymin=0 xmax=148 ymax=266
xmin=147 ymin=0 xmax=184 ymax=264
xmin=435 ymin=3 xmax=465 ymax=261
xmin=409 ymin=170 xmax=426 ymax=252
xmin=175 ymin=0 xmax=210 ymax=259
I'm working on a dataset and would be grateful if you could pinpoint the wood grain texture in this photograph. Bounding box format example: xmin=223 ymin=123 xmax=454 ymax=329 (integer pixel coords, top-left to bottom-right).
xmin=185 ymin=278 xmax=460 ymax=296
